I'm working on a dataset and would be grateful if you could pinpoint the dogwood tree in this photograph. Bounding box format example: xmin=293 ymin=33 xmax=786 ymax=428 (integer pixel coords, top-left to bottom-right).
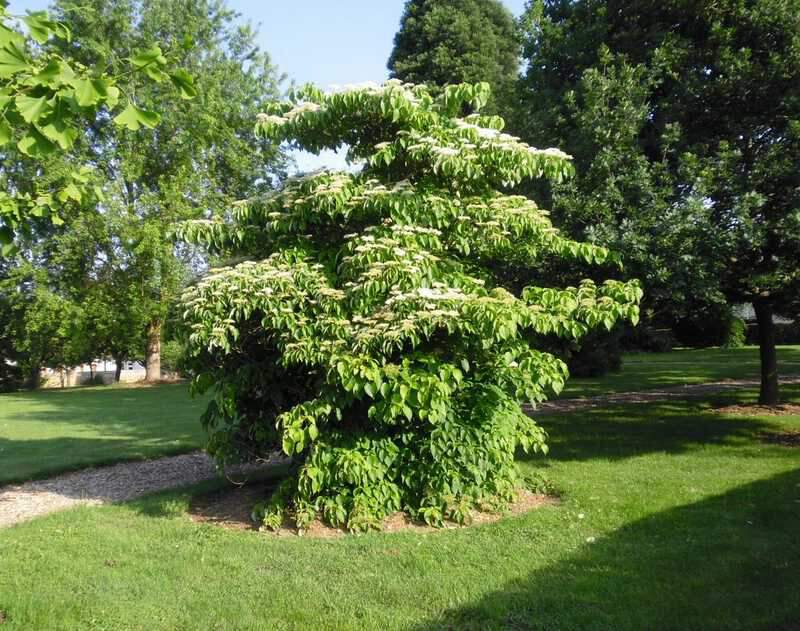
xmin=179 ymin=81 xmax=642 ymax=532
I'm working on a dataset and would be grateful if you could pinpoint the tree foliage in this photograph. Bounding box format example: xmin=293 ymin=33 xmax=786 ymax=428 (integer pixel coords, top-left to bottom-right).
xmin=518 ymin=0 xmax=800 ymax=403
xmin=179 ymin=81 xmax=642 ymax=532
xmin=43 ymin=0 xmax=287 ymax=380
xmin=0 ymin=1 xmax=193 ymax=249
xmin=387 ymin=0 xmax=519 ymax=115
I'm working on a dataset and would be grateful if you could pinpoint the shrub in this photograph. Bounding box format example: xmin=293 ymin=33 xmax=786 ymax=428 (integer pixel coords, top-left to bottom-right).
xmin=179 ymin=81 xmax=642 ymax=532
xmin=746 ymin=321 xmax=800 ymax=346
xmin=722 ymin=316 xmax=747 ymax=349
xmin=621 ymin=324 xmax=675 ymax=352
xmin=566 ymin=326 xmax=624 ymax=378
xmin=160 ymin=339 xmax=186 ymax=375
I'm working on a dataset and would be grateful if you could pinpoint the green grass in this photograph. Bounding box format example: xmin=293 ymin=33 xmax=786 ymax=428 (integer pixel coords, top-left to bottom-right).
xmin=562 ymin=344 xmax=800 ymax=398
xmin=1 ymin=385 xmax=798 ymax=629
xmin=0 ymin=384 xmax=208 ymax=484
xmin=3 ymin=346 xmax=797 ymax=484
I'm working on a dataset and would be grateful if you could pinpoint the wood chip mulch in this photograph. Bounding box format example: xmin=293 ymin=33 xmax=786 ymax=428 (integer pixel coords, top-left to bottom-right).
xmin=188 ymin=485 xmax=557 ymax=537
xmin=713 ymin=403 xmax=800 ymax=417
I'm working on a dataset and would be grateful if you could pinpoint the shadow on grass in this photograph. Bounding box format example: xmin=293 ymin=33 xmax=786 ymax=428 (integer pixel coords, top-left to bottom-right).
xmin=416 ymin=468 xmax=800 ymax=630
xmin=130 ymin=464 xmax=290 ymax=521
xmin=527 ymin=401 xmax=777 ymax=464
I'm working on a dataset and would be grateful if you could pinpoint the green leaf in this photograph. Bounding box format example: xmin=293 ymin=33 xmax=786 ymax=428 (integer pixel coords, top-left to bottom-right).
xmin=0 ymin=24 xmax=25 ymax=49
xmin=22 ymin=12 xmax=56 ymax=45
xmin=31 ymin=59 xmax=74 ymax=87
xmin=72 ymin=77 xmax=108 ymax=107
xmin=113 ymin=103 xmax=161 ymax=131
xmin=17 ymin=128 xmax=55 ymax=157
xmin=131 ymin=45 xmax=167 ymax=69
xmin=0 ymin=119 xmax=11 ymax=146
xmin=0 ymin=42 xmax=29 ymax=78
xmin=56 ymin=182 xmax=81 ymax=203
xmin=38 ymin=107 xmax=78 ymax=150
xmin=15 ymin=94 xmax=52 ymax=123
xmin=105 ymin=86 xmax=120 ymax=109
xmin=169 ymin=69 xmax=197 ymax=100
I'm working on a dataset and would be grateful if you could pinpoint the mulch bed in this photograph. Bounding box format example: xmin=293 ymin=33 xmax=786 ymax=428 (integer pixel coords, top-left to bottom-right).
xmin=188 ymin=484 xmax=557 ymax=537
xmin=713 ymin=403 xmax=800 ymax=417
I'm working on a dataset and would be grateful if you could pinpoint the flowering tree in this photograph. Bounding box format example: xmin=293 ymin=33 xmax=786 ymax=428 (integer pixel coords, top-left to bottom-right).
xmin=179 ymin=81 xmax=642 ymax=532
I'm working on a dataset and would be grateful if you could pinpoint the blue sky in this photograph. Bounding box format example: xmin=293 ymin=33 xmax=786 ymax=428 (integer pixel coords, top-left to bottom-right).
xmin=10 ymin=0 xmax=529 ymax=87
xmin=9 ymin=0 xmax=530 ymax=170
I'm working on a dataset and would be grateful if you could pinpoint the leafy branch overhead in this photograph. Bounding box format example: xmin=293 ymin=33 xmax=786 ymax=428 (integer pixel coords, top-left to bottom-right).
xmin=0 ymin=5 xmax=196 ymax=250
xmin=180 ymin=80 xmax=642 ymax=533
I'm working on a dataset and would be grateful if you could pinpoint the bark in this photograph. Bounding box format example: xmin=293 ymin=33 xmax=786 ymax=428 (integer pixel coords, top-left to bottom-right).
xmin=25 ymin=364 xmax=41 ymax=390
xmin=115 ymin=358 xmax=123 ymax=383
xmin=145 ymin=319 xmax=162 ymax=382
xmin=754 ymin=301 xmax=779 ymax=405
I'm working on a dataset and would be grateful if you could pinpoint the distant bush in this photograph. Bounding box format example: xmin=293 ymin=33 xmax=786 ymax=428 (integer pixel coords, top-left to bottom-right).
xmin=722 ymin=317 xmax=747 ymax=349
xmin=620 ymin=325 xmax=675 ymax=353
xmin=746 ymin=321 xmax=800 ymax=346
xmin=160 ymin=340 xmax=187 ymax=375
xmin=567 ymin=327 xmax=624 ymax=377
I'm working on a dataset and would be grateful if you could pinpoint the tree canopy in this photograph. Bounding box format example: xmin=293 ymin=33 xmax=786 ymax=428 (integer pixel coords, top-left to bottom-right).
xmin=518 ymin=0 xmax=800 ymax=403
xmin=0 ymin=1 xmax=193 ymax=249
xmin=387 ymin=0 xmax=519 ymax=115
xmin=43 ymin=0 xmax=288 ymax=380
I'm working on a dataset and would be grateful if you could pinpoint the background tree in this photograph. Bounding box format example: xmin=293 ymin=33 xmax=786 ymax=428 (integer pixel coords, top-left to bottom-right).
xmin=387 ymin=0 xmax=520 ymax=116
xmin=48 ymin=0 xmax=288 ymax=380
xmin=179 ymin=81 xmax=642 ymax=532
xmin=0 ymin=1 xmax=192 ymax=248
xmin=517 ymin=0 xmax=800 ymax=403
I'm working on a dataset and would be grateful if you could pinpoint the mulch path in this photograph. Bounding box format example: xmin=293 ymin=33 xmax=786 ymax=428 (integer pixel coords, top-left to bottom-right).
xmin=0 ymin=453 xmax=281 ymax=529
xmin=188 ymin=485 xmax=556 ymax=536
xmin=533 ymin=376 xmax=800 ymax=415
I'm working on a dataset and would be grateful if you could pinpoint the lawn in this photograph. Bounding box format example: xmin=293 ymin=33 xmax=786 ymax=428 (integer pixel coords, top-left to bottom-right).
xmin=2 ymin=347 xmax=799 ymax=485
xmin=0 ymin=384 xmax=208 ymax=484
xmin=562 ymin=344 xmax=800 ymax=398
xmin=0 ymin=385 xmax=798 ymax=629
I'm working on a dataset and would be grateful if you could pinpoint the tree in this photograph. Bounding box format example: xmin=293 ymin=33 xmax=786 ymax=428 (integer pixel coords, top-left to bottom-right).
xmin=518 ymin=0 xmax=800 ymax=404
xmin=0 ymin=261 xmax=88 ymax=387
xmin=49 ymin=0 xmax=287 ymax=380
xmin=0 ymin=2 xmax=193 ymax=249
xmin=387 ymin=0 xmax=520 ymax=116
xmin=179 ymin=81 xmax=642 ymax=532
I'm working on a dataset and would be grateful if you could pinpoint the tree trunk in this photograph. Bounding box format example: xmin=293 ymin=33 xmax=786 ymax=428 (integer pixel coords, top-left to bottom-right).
xmin=115 ymin=358 xmax=123 ymax=383
xmin=145 ymin=319 xmax=162 ymax=382
xmin=25 ymin=364 xmax=41 ymax=390
xmin=754 ymin=301 xmax=779 ymax=405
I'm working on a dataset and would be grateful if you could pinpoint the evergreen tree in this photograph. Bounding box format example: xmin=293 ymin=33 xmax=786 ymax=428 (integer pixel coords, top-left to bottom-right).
xmin=388 ymin=0 xmax=520 ymax=115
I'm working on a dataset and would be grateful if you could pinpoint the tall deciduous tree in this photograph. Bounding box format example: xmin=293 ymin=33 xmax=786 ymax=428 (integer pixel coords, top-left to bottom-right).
xmin=518 ymin=0 xmax=800 ymax=404
xmin=49 ymin=0 xmax=287 ymax=380
xmin=0 ymin=2 xmax=192 ymax=248
xmin=387 ymin=0 xmax=520 ymax=116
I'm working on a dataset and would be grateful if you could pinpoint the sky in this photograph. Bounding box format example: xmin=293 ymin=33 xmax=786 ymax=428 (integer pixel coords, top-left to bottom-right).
xmin=9 ymin=0 xmax=531 ymax=170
